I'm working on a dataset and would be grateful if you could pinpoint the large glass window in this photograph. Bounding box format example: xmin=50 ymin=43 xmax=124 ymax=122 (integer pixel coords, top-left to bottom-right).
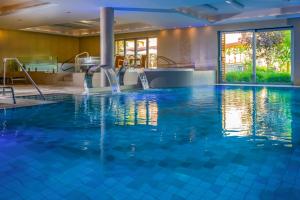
xmin=220 ymin=28 xmax=292 ymax=84
xmin=125 ymin=40 xmax=135 ymax=66
xmin=136 ymin=39 xmax=147 ymax=68
xmin=221 ymin=32 xmax=253 ymax=83
xmin=115 ymin=37 xmax=157 ymax=68
xmin=255 ymin=30 xmax=291 ymax=83
xmin=148 ymin=38 xmax=158 ymax=68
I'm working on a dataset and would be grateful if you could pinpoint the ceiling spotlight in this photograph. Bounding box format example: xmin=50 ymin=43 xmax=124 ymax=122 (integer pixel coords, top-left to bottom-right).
xmin=225 ymin=0 xmax=244 ymax=9
xmin=202 ymin=4 xmax=218 ymax=12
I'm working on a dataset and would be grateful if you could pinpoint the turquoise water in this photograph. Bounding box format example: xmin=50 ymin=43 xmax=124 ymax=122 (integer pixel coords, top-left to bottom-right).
xmin=0 ymin=86 xmax=300 ymax=199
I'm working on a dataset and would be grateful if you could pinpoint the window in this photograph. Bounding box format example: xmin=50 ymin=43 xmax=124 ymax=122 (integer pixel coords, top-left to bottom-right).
xmin=114 ymin=37 xmax=157 ymax=68
xmin=115 ymin=40 xmax=125 ymax=56
xmin=220 ymin=28 xmax=292 ymax=84
xmin=148 ymin=38 xmax=157 ymax=68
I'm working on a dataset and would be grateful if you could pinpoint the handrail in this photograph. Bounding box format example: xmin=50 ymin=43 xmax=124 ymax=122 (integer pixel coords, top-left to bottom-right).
xmin=75 ymin=52 xmax=90 ymax=60
xmin=61 ymin=52 xmax=90 ymax=72
xmin=3 ymin=58 xmax=46 ymax=100
xmin=75 ymin=52 xmax=90 ymax=72
xmin=61 ymin=65 xmax=75 ymax=72
xmin=157 ymin=56 xmax=177 ymax=65
xmin=61 ymin=56 xmax=75 ymax=71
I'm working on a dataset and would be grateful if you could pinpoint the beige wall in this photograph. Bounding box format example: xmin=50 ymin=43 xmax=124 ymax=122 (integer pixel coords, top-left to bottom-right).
xmin=78 ymin=36 xmax=99 ymax=56
xmin=78 ymin=19 xmax=294 ymax=71
xmin=0 ymin=29 xmax=79 ymax=67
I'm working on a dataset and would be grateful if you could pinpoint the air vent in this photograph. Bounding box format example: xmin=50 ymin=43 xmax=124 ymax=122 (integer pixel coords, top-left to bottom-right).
xmin=0 ymin=1 xmax=51 ymax=16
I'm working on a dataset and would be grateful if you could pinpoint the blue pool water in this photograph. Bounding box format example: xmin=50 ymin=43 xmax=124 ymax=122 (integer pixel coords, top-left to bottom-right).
xmin=1 ymin=86 xmax=300 ymax=199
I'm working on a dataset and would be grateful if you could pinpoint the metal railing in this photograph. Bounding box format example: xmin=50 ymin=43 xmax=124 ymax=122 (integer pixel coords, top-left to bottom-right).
xmin=75 ymin=52 xmax=90 ymax=72
xmin=75 ymin=52 xmax=90 ymax=60
xmin=157 ymin=56 xmax=177 ymax=65
xmin=3 ymin=58 xmax=46 ymax=100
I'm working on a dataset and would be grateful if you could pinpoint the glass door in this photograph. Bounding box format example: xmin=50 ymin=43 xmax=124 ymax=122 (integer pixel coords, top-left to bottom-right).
xmin=255 ymin=29 xmax=292 ymax=84
xmin=220 ymin=28 xmax=292 ymax=84
xmin=220 ymin=32 xmax=254 ymax=83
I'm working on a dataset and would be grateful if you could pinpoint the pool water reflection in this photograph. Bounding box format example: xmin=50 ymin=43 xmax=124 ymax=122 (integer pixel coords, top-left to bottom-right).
xmin=222 ymin=87 xmax=292 ymax=146
xmin=0 ymin=86 xmax=299 ymax=199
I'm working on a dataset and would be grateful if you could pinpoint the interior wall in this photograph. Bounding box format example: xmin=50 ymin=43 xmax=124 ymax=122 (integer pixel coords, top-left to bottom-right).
xmin=78 ymin=19 xmax=293 ymax=70
xmin=1 ymin=18 xmax=300 ymax=84
xmin=0 ymin=29 xmax=79 ymax=69
xmin=78 ymin=36 xmax=100 ymax=56
xmin=78 ymin=18 xmax=300 ymax=85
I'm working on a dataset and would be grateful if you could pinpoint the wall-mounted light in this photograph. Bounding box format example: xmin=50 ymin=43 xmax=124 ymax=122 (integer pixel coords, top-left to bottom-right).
xmin=225 ymin=0 xmax=244 ymax=9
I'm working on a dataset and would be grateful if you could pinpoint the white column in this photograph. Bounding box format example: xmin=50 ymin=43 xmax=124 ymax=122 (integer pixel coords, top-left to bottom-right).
xmin=100 ymin=7 xmax=114 ymax=87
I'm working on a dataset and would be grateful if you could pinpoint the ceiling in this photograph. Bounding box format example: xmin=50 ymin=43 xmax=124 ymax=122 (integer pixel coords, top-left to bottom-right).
xmin=0 ymin=0 xmax=300 ymax=36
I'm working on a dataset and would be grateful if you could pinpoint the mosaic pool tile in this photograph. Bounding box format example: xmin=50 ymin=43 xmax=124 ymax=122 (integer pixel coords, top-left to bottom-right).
xmin=1 ymin=86 xmax=300 ymax=199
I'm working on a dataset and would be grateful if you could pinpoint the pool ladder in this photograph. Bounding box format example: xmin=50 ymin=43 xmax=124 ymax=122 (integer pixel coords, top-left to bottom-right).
xmin=3 ymin=58 xmax=46 ymax=100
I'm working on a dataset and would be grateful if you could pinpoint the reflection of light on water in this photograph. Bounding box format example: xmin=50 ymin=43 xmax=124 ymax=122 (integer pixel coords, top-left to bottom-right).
xmin=130 ymin=144 xmax=136 ymax=157
xmin=80 ymin=140 xmax=90 ymax=151
xmin=126 ymin=103 xmax=135 ymax=125
xmin=148 ymin=102 xmax=158 ymax=126
xmin=222 ymin=89 xmax=253 ymax=137
xmin=137 ymin=102 xmax=147 ymax=125
xmin=222 ymin=87 xmax=292 ymax=147
xmin=260 ymin=88 xmax=267 ymax=99
xmin=113 ymin=98 xmax=158 ymax=126
xmin=225 ymin=108 xmax=243 ymax=131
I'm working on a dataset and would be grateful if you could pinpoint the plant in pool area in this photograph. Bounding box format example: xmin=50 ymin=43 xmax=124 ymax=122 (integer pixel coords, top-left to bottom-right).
xmin=225 ymin=71 xmax=252 ymax=82
xmin=256 ymin=71 xmax=291 ymax=83
xmin=226 ymin=69 xmax=291 ymax=83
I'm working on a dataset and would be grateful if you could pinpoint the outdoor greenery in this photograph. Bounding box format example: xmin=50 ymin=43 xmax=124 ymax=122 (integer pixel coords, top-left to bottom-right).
xmin=226 ymin=67 xmax=291 ymax=83
xmin=225 ymin=30 xmax=291 ymax=83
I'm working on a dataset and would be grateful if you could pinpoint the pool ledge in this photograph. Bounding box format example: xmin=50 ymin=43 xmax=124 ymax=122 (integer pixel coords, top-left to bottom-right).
xmin=0 ymin=98 xmax=56 ymax=109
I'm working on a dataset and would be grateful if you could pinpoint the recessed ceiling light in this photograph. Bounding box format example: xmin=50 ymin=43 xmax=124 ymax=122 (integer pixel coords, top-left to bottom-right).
xmin=203 ymin=4 xmax=218 ymax=12
xmin=225 ymin=0 xmax=244 ymax=9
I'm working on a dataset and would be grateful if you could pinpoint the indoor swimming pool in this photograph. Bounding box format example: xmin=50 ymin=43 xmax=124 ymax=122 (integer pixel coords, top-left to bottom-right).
xmin=0 ymin=86 xmax=300 ymax=199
